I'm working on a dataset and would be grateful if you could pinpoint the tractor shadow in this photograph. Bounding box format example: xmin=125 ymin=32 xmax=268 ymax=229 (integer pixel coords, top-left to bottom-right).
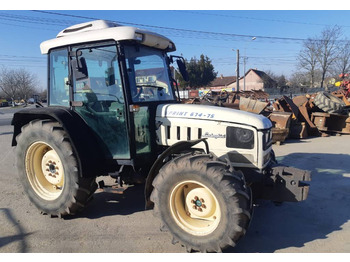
xmin=230 ymin=152 xmax=350 ymax=253
xmin=68 ymin=182 xmax=147 ymax=220
xmin=66 ymin=152 xmax=350 ymax=253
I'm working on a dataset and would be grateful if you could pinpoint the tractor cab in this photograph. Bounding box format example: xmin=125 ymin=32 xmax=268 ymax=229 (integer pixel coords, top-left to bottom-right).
xmin=41 ymin=20 xmax=183 ymax=166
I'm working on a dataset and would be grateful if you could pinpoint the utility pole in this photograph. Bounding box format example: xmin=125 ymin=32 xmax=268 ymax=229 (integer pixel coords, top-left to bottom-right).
xmin=236 ymin=49 xmax=240 ymax=92
xmin=243 ymin=56 xmax=247 ymax=91
xmin=243 ymin=37 xmax=256 ymax=91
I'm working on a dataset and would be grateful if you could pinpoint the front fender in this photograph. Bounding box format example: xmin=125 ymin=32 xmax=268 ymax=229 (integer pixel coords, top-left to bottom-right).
xmin=144 ymin=138 xmax=209 ymax=209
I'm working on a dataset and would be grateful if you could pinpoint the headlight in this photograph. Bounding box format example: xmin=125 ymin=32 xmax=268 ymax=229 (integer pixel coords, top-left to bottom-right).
xmin=226 ymin=126 xmax=254 ymax=149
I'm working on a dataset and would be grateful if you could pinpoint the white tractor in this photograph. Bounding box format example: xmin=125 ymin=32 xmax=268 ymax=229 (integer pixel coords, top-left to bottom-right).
xmin=12 ymin=20 xmax=310 ymax=252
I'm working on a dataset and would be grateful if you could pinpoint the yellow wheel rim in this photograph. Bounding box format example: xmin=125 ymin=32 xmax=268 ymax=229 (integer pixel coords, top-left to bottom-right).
xmin=25 ymin=141 xmax=64 ymax=201
xmin=170 ymin=180 xmax=221 ymax=236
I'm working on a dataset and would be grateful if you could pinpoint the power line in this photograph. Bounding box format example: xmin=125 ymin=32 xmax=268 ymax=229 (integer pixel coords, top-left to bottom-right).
xmin=31 ymin=10 xmax=350 ymax=45
xmin=0 ymin=54 xmax=45 ymax=60
xmin=0 ymin=12 xmax=77 ymax=26
xmin=1 ymin=11 xmax=328 ymax=76
xmin=173 ymin=10 xmax=350 ymax=28
xmin=31 ymin=10 xmax=310 ymax=43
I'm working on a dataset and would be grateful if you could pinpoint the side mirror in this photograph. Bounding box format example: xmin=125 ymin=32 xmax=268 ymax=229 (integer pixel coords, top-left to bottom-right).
xmin=70 ymin=50 xmax=89 ymax=81
xmin=72 ymin=57 xmax=89 ymax=80
xmin=176 ymin=58 xmax=189 ymax=82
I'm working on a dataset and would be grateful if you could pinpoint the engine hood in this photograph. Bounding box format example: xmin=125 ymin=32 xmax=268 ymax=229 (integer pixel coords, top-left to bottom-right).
xmin=156 ymin=103 xmax=272 ymax=130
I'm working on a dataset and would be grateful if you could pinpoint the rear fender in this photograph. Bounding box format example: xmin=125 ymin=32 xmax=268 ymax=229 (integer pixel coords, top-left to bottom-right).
xmin=11 ymin=106 xmax=113 ymax=177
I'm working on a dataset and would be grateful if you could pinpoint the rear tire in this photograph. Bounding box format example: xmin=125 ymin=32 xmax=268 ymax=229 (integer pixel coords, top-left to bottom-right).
xmin=151 ymin=153 xmax=252 ymax=252
xmin=15 ymin=119 xmax=97 ymax=217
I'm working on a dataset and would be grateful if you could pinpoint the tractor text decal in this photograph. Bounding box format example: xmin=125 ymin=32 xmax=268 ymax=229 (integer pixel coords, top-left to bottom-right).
xmin=202 ymin=132 xmax=226 ymax=139
xmin=167 ymin=110 xmax=215 ymax=119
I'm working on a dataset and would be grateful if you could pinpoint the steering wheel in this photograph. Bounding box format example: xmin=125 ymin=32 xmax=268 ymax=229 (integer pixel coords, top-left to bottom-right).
xmin=203 ymin=90 xmax=229 ymax=103
xmin=132 ymin=86 xmax=143 ymax=101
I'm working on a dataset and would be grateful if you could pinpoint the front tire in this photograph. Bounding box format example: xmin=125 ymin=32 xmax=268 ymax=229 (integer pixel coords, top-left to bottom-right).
xmin=151 ymin=153 xmax=252 ymax=252
xmin=15 ymin=119 xmax=97 ymax=217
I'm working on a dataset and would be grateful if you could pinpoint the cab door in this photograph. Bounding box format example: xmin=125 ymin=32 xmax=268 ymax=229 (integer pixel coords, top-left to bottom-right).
xmin=70 ymin=43 xmax=130 ymax=159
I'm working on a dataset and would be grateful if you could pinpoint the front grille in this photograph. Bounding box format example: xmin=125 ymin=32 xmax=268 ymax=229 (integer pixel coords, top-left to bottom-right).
xmin=263 ymin=129 xmax=273 ymax=150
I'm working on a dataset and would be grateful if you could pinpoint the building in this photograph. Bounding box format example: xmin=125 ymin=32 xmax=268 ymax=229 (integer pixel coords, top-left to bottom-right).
xmin=204 ymin=69 xmax=277 ymax=92
xmin=207 ymin=75 xmax=237 ymax=91
xmin=238 ymin=69 xmax=277 ymax=91
xmin=193 ymin=69 xmax=276 ymax=98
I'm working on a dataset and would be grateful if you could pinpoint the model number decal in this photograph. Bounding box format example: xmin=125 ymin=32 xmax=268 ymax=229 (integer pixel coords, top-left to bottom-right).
xmin=167 ymin=110 xmax=215 ymax=119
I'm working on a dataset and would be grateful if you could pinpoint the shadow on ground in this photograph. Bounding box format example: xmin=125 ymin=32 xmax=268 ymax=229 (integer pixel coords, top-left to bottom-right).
xmin=231 ymin=152 xmax=350 ymax=252
xmin=0 ymin=208 xmax=32 ymax=252
xmin=67 ymin=183 xmax=146 ymax=220
xmin=44 ymin=152 xmax=350 ymax=253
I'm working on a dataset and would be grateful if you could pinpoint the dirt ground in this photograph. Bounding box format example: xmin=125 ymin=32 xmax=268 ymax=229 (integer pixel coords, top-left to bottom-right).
xmin=0 ymin=107 xmax=349 ymax=254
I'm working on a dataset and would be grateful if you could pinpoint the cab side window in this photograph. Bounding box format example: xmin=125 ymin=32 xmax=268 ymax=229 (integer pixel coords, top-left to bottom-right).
xmin=49 ymin=48 xmax=69 ymax=106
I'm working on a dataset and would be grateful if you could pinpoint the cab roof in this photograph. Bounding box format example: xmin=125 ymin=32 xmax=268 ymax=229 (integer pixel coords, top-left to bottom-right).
xmin=40 ymin=20 xmax=176 ymax=54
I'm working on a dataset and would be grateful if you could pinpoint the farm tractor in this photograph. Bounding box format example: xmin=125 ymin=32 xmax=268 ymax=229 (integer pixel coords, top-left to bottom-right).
xmin=11 ymin=20 xmax=311 ymax=252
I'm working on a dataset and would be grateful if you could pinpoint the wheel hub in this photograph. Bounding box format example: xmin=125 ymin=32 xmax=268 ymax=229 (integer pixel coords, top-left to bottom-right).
xmin=195 ymin=198 xmax=203 ymax=207
xmin=185 ymin=187 xmax=216 ymax=219
xmin=41 ymin=150 xmax=63 ymax=185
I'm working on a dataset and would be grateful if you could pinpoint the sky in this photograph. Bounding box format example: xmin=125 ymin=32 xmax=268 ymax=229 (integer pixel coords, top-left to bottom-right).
xmin=1 ymin=2 xmax=350 ymax=91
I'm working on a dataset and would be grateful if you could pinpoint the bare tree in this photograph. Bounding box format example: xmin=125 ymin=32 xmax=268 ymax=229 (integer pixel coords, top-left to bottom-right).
xmin=0 ymin=67 xmax=18 ymax=103
xmin=315 ymin=26 xmax=343 ymax=89
xmin=0 ymin=67 xmax=38 ymax=104
xmin=15 ymin=68 xmax=37 ymax=101
xmin=289 ymin=72 xmax=306 ymax=88
xmin=330 ymin=40 xmax=350 ymax=77
xmin=289 ymin=70 xmax=322 ymax=88
xmin=298 ymin=38 xmax=319 ymax=88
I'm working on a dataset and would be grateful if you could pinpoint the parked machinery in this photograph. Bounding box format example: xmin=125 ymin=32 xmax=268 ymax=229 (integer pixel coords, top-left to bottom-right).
xmin=12 ymin=20 xmax=311 ymax=252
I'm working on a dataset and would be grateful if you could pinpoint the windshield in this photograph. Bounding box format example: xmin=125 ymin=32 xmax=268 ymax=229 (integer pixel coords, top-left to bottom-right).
xmin=124 ymin=45 xmax=175 ymax=103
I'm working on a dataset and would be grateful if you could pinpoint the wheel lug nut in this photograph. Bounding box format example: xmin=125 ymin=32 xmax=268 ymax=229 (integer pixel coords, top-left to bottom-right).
xmin=198 ymin=207 xmax=202 ymax=212
xmin=194 ymin=196 xmax=199 ymax=201
xmin=200 ymin=198 xmax=205 ymax=203
xmin=193 ymin=205 xmax=197 ymax=209
xmin=202 ymin=204 xmax=206 ymax=209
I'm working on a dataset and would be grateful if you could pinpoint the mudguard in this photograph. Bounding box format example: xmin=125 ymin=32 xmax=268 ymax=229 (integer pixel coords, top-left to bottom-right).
xmin=11 ymin=106 xmax=115 ymax=178
xmin=144 ymin=138 xmax=209 ymax=209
